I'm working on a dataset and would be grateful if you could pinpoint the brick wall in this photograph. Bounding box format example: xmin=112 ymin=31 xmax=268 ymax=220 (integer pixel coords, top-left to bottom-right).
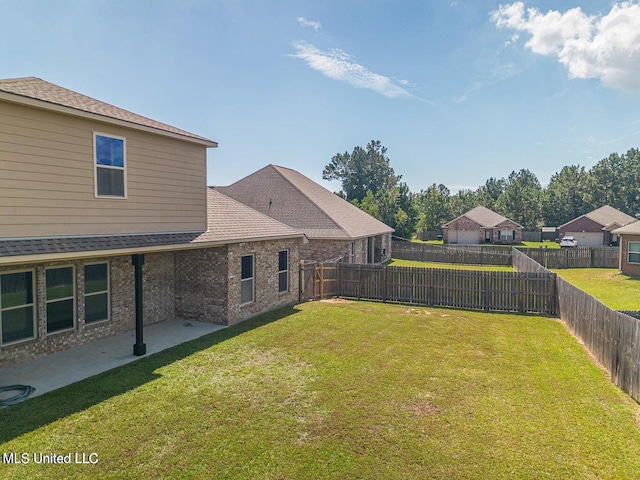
xmin=0 ymin=256 xmax=135 ymax=367
xmin=620 ymin=234 xmax=640 ymax=276
xmin=301 ymin=239 xmax=351 ymax=263
xmin=227 ymin=239 xmax=300 ymax=325
xmin=175 ymin=246 xmax=229 ymax=324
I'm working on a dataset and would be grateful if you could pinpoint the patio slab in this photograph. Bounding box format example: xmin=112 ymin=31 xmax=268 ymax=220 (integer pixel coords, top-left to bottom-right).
xmin=0 ymin=319 xmax=225 ymax=401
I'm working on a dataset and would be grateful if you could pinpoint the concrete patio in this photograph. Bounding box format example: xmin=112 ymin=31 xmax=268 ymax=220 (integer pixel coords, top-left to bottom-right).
xmin=0 ymin=319 xmax=226 ymax=403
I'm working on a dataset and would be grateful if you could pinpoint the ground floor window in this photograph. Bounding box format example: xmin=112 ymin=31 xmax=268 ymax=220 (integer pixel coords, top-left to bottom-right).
xmin=498 ymin=230 xmax=515 ymax=241
xmin=629 ymin=242 xmax=640 ymax=264
xmin=46 ymin=266 xmax=75 ymax=333
xmin=84 ymin=263 xmax=110 ymax=323
xmin=278 ymin=250 xmax=289 ymax=293
xmin=241 ymin=254 xmax=254 ymax=304
xmin=0 ymin=270 xmax=35 ymax=345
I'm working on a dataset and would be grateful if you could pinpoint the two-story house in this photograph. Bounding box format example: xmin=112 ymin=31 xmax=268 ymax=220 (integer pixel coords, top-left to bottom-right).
xmin=0 ymin=77 xmax=303 ymax=367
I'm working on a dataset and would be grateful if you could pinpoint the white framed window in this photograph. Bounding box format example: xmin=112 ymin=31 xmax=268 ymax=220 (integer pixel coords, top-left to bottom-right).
xmin=0 ymin=269 xmax=36 ymax=346
xmin=84 ymin=263 xmax=110 ymax=323
xmin=46 ymin=266 xmax=75 ymax=333
xmin=278 ymin=250 xmax=289 ymax=293
xmin=241 ymin=254 xmax=255 ymax=304
xmin=350 ymin=242 xmax=355 ymax=263
xmin=629 ymin=242 xmax=640 ymax=264
xmin=94 ymin=133 xmax=127 ymax=198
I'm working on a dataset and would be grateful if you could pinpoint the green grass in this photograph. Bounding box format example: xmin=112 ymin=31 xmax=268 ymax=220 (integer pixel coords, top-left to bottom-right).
xmin=553 ymin=268 xmax=640 ymax=310
xmin=387 ymin=258 xmax=514 ymax=271
xmin=411 ymin=239 xmax=560 ymax=249
xmin=1 ymin=301 xmax=640 ymax=479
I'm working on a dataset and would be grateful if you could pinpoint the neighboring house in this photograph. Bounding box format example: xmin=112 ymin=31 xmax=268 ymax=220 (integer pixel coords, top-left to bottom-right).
xmin=442 ymin=206 xmax=522 ymax=245
xmin=0 ymin=77 xmax=303 ymax=367
xmin=559 ymin=205 xmax=636 ymax=247
xmin=215 ymin=164 xmax=394 ymax=263
xmin=611 ymin=221 xmax=640 ymax=276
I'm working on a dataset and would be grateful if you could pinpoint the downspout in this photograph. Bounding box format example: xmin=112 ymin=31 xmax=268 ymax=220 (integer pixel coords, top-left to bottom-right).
xmin=132 ymin=254 xmax=146 ymax=356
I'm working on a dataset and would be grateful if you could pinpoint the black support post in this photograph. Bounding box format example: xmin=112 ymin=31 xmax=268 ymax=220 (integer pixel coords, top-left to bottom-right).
xmin=132 ymin=254 xmax=146 ymax=356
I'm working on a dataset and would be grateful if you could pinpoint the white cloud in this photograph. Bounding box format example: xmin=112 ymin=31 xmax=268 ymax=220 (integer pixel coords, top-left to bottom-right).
xmin=297 ymin=17 xmax=321 ymax=31
xmin=289 ymin=41 xmax=415 ymax=99
xmin=491 ymin=1 xmax=640 ymax=93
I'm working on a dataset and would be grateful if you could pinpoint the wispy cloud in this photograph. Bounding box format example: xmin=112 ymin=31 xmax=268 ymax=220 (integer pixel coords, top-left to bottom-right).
xmin=454 ymin=62 xmax=518 ymax=103
xmin=491 ymin=2 xmax=640 ymax=93
xmin=297 ymin=17 xmax=321 ymax=31
xmin=289 ymin=41 xmax=417 ymax=99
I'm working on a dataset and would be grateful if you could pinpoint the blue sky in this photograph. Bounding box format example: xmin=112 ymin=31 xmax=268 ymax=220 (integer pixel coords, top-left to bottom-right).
xmin=3 ymin=0 xmax=640 ymax=193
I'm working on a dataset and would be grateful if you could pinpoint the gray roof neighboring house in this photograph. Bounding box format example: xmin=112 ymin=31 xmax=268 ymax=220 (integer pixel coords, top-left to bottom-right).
xmin=0 ymin=77 xmax=217 ymax=146
xmin=443 ymin=206 xmax=522 ymax=228
xmin=612 ymin=220 xmax=640 ymax=236
xmin=560 ymin=205 xmax=636 ymax=231
xmin=0 ymin=189 xmax=303 ymax=266
xmin=215 ymin=164 xmax=394 ymax=240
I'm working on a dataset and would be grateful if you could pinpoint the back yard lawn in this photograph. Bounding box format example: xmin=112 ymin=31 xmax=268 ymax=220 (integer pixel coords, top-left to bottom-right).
xmin=553 ymin=268 xmax=640 ymax=310
xmin=1 ymin=301 xmax=639 ymax=479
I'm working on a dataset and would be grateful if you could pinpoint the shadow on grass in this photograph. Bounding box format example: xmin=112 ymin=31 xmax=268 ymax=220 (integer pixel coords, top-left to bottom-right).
xmin=0 ymin=305 xmax=301 ymax=444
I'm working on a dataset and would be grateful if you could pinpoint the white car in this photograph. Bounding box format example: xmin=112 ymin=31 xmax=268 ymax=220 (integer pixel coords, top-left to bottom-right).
xmin=559 ymin=236 xmax=578 ymax=248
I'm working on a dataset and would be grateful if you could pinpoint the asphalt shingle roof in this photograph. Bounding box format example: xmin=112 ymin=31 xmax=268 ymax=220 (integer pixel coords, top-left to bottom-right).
xmin=0 ymin=77 xmax=217 ymax=146
xmin=0 ymin=190 xmax=302 ymax=262
xmin=443 ymin=206 xmax=521 ymax=228
xmin=567 ymin=205 xmax=637 ymax=229
xmin=215 ymin=164 xmax=394 ymax=239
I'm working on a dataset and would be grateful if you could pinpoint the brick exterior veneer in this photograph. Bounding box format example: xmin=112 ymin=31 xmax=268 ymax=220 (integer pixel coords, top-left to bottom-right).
xmin=1 ymin=240 xmax=302 ymax=367
xmin=175 ymin=246 xmax=229 ymax=324
xmin=227 ymin=239 xmax=300 ymax=325
xmin=300 ymin=234 xmax=392 ymax=264
xmin=619 ymin=234 xmax=640 ymax=276
xmin=444 ymin=217 xmax=521 ymax=244
xmin=0 ymin=256 xmax=136 ymax=368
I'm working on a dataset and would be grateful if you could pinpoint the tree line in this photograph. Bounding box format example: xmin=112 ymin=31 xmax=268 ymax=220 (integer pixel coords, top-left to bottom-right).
xmin=323 ymin=140 xmax=640 ymax=239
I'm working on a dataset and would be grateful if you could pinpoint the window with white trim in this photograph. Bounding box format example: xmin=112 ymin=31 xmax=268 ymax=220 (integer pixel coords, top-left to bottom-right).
xmin=278 ymin=250 xmax=289 ymax=293
xmin=498 ymin=230 xmax=515 ymax=241
xmin=94 ymin=133 xmax=126 ymax=198
xmin=629 ymin=242 xmax=640 ymax=264
xmin=46 ymin=266 xmax=75 ymax=333
xmin=241 ymin=255 xmax=255 ymax=304
xmin=84 ymin=263 xmax=110 ymax=323
xmin=0 ymin=270 xmax=36 ymax=345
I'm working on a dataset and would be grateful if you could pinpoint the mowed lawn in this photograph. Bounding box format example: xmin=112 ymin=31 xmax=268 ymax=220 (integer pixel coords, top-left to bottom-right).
xmin=388 ymin=258 xmax=514 ymax=271
xmin=2 ymin=301 xmax=640 ymax=479
xmin=553 ymin=268 xmax=640 ymax=310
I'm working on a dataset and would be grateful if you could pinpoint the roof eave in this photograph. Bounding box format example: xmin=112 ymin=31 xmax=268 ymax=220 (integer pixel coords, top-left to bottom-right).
xmin=0 ymin=234 xmax=304 ymax=267
xmin=0 ymin=91 xmax=218 ymax=148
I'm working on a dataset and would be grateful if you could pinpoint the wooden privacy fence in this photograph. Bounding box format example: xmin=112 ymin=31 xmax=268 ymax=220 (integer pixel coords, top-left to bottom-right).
xmin=557 ymin=277 xmax=640 ymax=402
xmin=392 ymin=242 xmax=512 ymax=266
xmin=513 ymin=247 xmax=640 ymax=403
xmin=392 ymin=241 xmax=618 ymax=269
xmin=310 ymin=263 xmax=556 ymax=315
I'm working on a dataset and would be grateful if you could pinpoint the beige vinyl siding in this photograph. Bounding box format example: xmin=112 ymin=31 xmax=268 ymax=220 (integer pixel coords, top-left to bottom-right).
xmin=0 ymin=101 xmax=208 ymax=237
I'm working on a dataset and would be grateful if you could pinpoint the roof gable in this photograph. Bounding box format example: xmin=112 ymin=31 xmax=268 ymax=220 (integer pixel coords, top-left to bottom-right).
xmin=444 ymin=206 xmax=521 ymax=228
xmin=0 ymin=77 xmax=217 ymax=146
xmin=560 ymin=205 xmax=636 ymax=229
xmin=215 ymin=164 xmax=393 ymax=239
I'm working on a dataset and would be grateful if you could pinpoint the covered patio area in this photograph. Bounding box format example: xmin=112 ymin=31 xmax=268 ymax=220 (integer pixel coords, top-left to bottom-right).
xmin=0 ymin=319 xmax=225 ymax=404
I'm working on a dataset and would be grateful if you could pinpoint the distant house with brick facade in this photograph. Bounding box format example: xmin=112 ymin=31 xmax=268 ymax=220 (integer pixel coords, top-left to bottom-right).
xmin=559 ymin=205 xmax=636 ymax=247
xmin=612 ymin=221 xmax=640 ymax=276
xmin=215 ymin=164 xmax=394 ymax=263
xmin=0 ymin=77 xmax=303 ymax=367
xmin=442 ymin=206 xmax=522 ymax=245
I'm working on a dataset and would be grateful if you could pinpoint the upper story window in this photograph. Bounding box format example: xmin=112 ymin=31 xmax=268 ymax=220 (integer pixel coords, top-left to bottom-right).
xmin=94 ymin=133 xmax=126 ymax=198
